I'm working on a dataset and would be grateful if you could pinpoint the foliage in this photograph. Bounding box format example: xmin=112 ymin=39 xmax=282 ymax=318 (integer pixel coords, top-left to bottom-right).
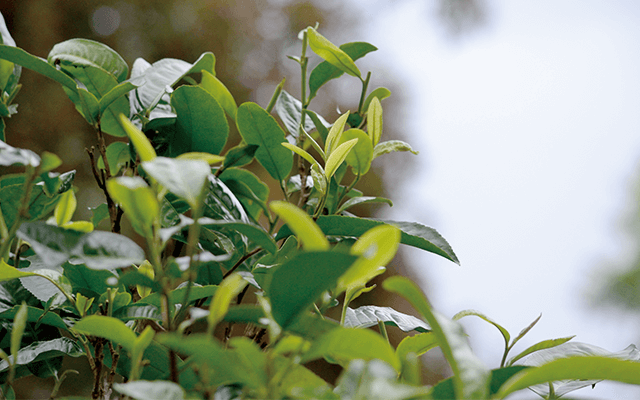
xmin=0 ymin=16 xmax=637 ymax=400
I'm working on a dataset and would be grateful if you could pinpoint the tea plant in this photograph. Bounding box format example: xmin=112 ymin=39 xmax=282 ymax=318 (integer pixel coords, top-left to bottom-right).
xmin=0 ymin=13 xmax=638 ymax=400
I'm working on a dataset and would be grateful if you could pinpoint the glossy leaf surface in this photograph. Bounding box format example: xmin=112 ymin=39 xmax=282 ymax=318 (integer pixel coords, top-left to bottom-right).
xmin=47 ymin=38 xmax=128 ymax=82
xmin=344 ymin=305 xmax=430 ymax=333
xmin=306 ymin=27 xmax=360 ymax=78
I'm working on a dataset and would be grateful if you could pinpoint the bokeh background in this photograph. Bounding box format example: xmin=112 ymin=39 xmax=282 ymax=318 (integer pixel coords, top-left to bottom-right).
xmin=2 ymin=0 xmax=640 ymax=398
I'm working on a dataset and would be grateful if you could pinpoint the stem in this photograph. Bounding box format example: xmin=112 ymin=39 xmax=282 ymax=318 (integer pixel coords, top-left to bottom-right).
xmin=49 ymin=369 xmax=79 ymax=400
xmin=266 ymin=78 xmax=285 ymax=113
xmin=357 ymin=71 xmax=372 ymax=115
xmin=377 ymin=320 xmax=390 ymax=344
xmin=223 ymin=247 xmax=263 ymax=279
xmin=297 ymin=32 xmax=310 ymax=208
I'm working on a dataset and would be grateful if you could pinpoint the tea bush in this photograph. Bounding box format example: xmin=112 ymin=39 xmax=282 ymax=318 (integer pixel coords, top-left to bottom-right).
xmin=0 ymin=14 xmax=638 ymax=400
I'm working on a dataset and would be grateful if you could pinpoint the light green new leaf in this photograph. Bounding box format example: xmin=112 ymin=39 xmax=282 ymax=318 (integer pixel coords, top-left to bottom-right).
xmin=306 ymin=27 xmax=361 ymax=78
xmin=130 ymin=326 xmax=155 ymax=381
xmin=453 ymin=310 xmax=511 ymax=352
xmin=384 ymin=276 xmax=490 ymax=399
xmin=303 ymin=327 xmax=401 ymax=372
xmin=367 ymin=97 xmax=383 ymax=146
xmin=337 ymin=224 xmax=400 ymax=296
xmin=118 ymin=115 xmax=156 ymax=162
xmin=10 ymin=302 xmax=27 ymax=360
xmin=236 ymin=102 xmax=293 ymax=181
xmin=373 ymin=140 xmax=419 ymax=160
xmin=54 ymin=189 xmax=76 ymax=226
xmin=270 ymin=201 xmax=328 ymax=251
xmin=363 ymin=87 xmax=391 ymax=113
xmin=325 ymin=138 xmax=358 ymax=179
xmin=338 ymin=129 xmax=373 ymax=175
xmin=107 ymin=177 xmax=158 ymax=238
xmin=396 ymin=332 xmax=438 ymax=360
xmin=201 ymin=69 xmax=237 ymax=120
xmin=143 ymin=157 xmax=211 ymax=208
xmin=207 ymin=273 xmax=248 ymax=332
xmin=37 ymin=151 xmax=62 ymax=174
xmin=325 ymin=112 xmax=350 ymax=156
xmin=47 ymin=38 xmax=128 ymax=82
xmin=281 ymin=142 xmax=322 ymax=173
xmin=507 ymin=336 xmax=576 ymax=367
xmin=113 ymin=380 xmax=185 ymax=400
xmin=0 ymin=259 xmax=34 ymax=282
xmin=495 ymin=356 xmax=640 ymax=399
xmin=73 ymin=315 xmax=137 ymax=352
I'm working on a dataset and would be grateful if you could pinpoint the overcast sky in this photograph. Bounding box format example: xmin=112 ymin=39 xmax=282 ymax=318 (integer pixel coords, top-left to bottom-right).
xmin=361 ymin=1 xmax=640 ymax=398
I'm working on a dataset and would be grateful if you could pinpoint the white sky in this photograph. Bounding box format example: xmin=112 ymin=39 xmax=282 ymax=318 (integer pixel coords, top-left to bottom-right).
xmin=362 ymin=1 xmax=640 ymax=398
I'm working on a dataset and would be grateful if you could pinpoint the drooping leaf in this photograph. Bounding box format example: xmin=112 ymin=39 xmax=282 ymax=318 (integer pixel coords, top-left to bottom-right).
xmin=306 ymin=27 xmax=361 ymax=78
xmin=336 ymin=196 xmax=393 ymax=214
xmin=47 ymin=38 xmax=128 ymax=82
xmin=269 ymin=251 xmax=357 ymax=328
xmin=113 ymin=380 xmax=185 ymax=400
xmin=0 ymin=260 xmax=34 ymax=282
xmin=309 ymin=42 xmax=377 ymax=100
xmin=143 ymin=157 xmax=211 ymax=208
xmin=72 ymin=315 xmax=136 ymax=352
xmin=17 ymin=221 xmax=145 ymax=269
xmin=384 ymin=276 xmax=490 ymax=399
xmin=201 ymin=70 xmax=237 ymax=120
xmin=396 ymin=332 xmax=438 ymax=361
xmin=512 ymin=342 xmax=640 ymax=398
xmin=277 ymin=215 xmax=459 ymax=264
xmin=270 ymin=201 xmax=328 ymax=251
xmin=373 ymin=140 xmax=419 ymax=160
xmin=497 ymin=356 xmax=640 ymax=399
xmin=236 ymin=102 xmax=293 ymax=181
xmin=221 ymin=144 xmax=259 ymax=170
xmin=171 ymin=85 xmax=228 ymax=156
xmin=453 ymin=309 xmax=511 ymax=353
xmin=344 ymin=305 xmax=430 ymax=333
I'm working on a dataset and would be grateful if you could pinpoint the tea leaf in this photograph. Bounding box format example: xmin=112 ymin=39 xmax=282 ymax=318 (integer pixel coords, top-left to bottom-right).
xmin=507 ymin=336 xmax=576 ymax=366
xmin=270 ymin=201 xmax=328 ymax=251
xmin=236 ymin=102 xmax=293 ymax=182
xmin=107 ymin=176 xmax=158 ymax=238
xmin=336 ymin=196 xmax=393 ymax=214
xmin=47 ymin=38 xmax=128 ymax=82
xmin=114 ymin=380 xmax=185 ymax=400
xmin=73 ymin=315 xmax=137 ymax=351
xmin=201 ymin=70 xmax=237 ymax=120
xmin=325 ymin=138 xmax=357 ymax=179
xmin=171 ymin=85 xmax=228 ymax=156
xmin=306 ymin=28 xmax=360 ymax=78
xmin=118 ymin=115 xmax=156 ymax=162
xmin=338 ymin=129 xmax=372 ymax=175
xmin=372 ymin=140 xmax=419 ymax=159
xmin=362 ymin=87 xmax=391 ymax=113
xmin=143 ymin=157 xmax=211 ymax=208
xmin=344 ymin=305 xmax=430 ymax=333
xmin=0 ymin=45 xmax=77 ymax=93
xmin=0 ymin=337 xmax=84 ymax=373
xmin=367 ymin=97 xmax=383 ymax=146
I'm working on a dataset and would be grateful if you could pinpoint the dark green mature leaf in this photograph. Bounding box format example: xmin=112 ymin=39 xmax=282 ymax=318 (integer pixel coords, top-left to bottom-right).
xmin=0 ymin=337 xmax=84 ymax=373
xmin=221 ymin=144 xmax=259 ymax=170
xmin=309 ymin=42 xmax=377 ymax=101
xmin=344 ymin=306 xmax=430 ymax=333
xmin=63 ymin=263 xmax=114 ymax=297
xmin=114 ymin=381 xmax=185 ymax=400
xmin=17 ymin=221 xmax=145 ymax=269
xmin=236 ymin=102 xmax=293 ymax=182
xmin=219 ymin=168 xmax=269 ymax=222
xmin=198 ymin=218 xmax=276 ymax=254
xmin=201 ymin=70 xmax=237 ymax=120
xmin=0 ymin=44 xmax=78 ymax=93
xmin=384 ymin=276 xmax=490 ymax=399
xmin=47 ymin=39 xmax=128 ymax=82
xmin=277 ymin=215 xmax=459 ymax=264
xmin=60 ymin=65 xmax=129 ymax=136
xmin=171 ymin=85 xmax=228 ymax=156
xmin=0 ymin=305 xmax=67 ymax=330
xmin=269 ymin=251 xmax=357 ymax=328
xmin=0 ymin=181 xmax=64 ymax=229
xmin=137 ymin=285 xmax=218 ymax=309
